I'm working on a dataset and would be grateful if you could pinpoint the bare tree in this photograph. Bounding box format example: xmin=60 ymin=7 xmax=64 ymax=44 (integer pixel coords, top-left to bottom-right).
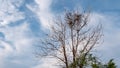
xmin=36 ymin=10 xmax=103 ymax=68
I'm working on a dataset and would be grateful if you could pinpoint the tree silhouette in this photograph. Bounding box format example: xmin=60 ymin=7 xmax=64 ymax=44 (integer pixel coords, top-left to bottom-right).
xmin=36 ymin=10 xmax=116 ymax=68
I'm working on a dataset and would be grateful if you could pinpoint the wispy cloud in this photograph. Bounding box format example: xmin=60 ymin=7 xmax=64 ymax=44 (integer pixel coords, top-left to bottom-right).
xmin=26 ymin=0 xmax=53 ymax=30
xmin=0 ymin=22 xmax=36 ymax=68
xmin=0 ymin=0 xmax=37 ymax=68
xmin=0 ymin=0 xmax=25 ymax=26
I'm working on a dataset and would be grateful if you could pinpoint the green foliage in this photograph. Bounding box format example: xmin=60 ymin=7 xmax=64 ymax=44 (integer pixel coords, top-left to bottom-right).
xmin=105 ymin=59 xmax=116 ymax=68
xmin=68 ymin=53 xmax=116 ymax=68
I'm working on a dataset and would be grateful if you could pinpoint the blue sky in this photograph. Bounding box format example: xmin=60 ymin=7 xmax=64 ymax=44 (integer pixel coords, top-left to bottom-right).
xmin=0 ymin=0 xmax=120 ymax=68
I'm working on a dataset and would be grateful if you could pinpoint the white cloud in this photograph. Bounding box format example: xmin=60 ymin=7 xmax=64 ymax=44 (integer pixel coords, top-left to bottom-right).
xmin=0 ymin=22 xmax=31 ymax=54
xmin=0 ymin=40 xmax=13 ymax=63
xmin=26 ymin=0 xmax=53 ymax=30
xmin=33 ymin=57 xmax=58 ymax=68
xmin=0 ymin=0 xmax=25 ymax=26
xmin=0 ymin=21 xmax=37 ymax=68
xmin=0 ymin=0 xmax=38 ymax=67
